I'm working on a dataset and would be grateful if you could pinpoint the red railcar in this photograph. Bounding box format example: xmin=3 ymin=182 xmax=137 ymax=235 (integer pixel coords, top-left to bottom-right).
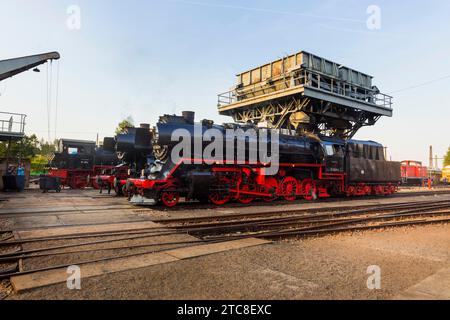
xmin=400 ymin=160 xmax=428 ymax=185
xmin=49 ymin=165 xmax=117 ymax=190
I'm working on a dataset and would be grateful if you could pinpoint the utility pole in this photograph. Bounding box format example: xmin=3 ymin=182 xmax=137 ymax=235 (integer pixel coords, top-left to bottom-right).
xmin=434 ymin=155 xmax=444 ymax=169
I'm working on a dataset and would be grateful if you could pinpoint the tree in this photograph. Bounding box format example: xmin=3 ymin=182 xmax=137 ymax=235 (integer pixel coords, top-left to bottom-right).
xmin=115 ymin=116 xmax=134 ymax=135
xmin=0 ymin=134 xmax=40 ymax=159
xmin=30 ymin=139 xmax=57 ymax=174
xmin=39 ymin=139 xmax=57 ymax=156
xmin=444 ymin=147 xmax=450 ymax=167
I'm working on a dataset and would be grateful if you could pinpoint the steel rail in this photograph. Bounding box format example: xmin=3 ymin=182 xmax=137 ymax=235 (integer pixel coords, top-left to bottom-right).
xmin=0 ymin=230 xmax=189 ymax=259
xmin=0 ymin=226 xmax=180 ymax=247
xmin=261 ymin=217 xmax=450 ymax=239
xmin=0 ymin=238 xmax=212 ymax=263
xmin=0 ymin=238 xmax=232 ymax=280
xmin=154 ymin=198 xmax=450 ymax=224
xmin=189 ymin=208 xmax=450 ymax=236
xmin=202 ymin=210 xmax=450 ymax=240
xmin=205 ymin=217 xmax=450 ymax=241
xmin=242 ymin=210 xmax=450 ymax=236
xmin=163 ymin=200 xmax=450 ymax=229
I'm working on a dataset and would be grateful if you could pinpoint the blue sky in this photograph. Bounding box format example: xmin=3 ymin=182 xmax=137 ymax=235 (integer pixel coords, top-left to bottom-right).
xmin=0 ymin=0 xmax=449 ymax=165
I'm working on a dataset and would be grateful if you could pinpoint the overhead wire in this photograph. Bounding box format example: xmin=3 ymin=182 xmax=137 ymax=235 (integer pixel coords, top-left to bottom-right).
xmin=54 ymin=60 xmax=60 ymax=142
xmin=46 ymin=61 xmax=53 ymax=142
xmin=46 ymin=63 xmax=48 ymax=141
xmin=44 ymin=59 xmax=61 ymax=143
xmin=387 ymin=74 xmax=450 ymax=95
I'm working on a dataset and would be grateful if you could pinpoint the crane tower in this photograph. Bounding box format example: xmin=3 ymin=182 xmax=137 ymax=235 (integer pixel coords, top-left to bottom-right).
xmin=218 ymin=50 xmax=392 ymax=139
xmin=0 ymin=51 xmax=60 ymax=141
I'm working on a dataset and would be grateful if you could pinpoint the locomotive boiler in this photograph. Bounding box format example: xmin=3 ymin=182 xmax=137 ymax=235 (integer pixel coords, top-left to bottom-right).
xmin=106 ymin=112 xmax=401 ymax=207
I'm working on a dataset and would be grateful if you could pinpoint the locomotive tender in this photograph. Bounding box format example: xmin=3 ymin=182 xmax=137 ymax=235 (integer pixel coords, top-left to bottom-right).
xmin=105 ymin=112 xmax=401 ymax=207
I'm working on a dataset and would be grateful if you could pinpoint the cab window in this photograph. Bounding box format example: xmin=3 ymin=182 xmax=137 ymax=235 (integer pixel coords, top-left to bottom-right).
xmin=325 ymin=145 xmax=334 ymax=156
xmin=333 ymin=145 xmax=344 ymax=157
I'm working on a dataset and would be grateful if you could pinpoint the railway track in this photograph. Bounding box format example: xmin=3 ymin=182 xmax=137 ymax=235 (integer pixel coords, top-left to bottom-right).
xmin=158 ymin=200 xmax=450 ymax=240
xmin=1 ymin=189 xmax=449 ymax=220
xmin=153 ymin=198 xmax=450 ymax=224
xmin=0 ymin=239 xmax=220 ymax=281
xmin=131 ymin=188 xmax=450 ymax=213
xmin=1 ymin=195 xmax=450 ymax=285
xmin=0 ymin=225 xmax=208 ymax=280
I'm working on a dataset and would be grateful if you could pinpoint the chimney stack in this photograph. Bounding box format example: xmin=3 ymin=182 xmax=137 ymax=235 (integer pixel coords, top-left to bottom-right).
xmin=429 ymin=145 xmax=433 ymax=168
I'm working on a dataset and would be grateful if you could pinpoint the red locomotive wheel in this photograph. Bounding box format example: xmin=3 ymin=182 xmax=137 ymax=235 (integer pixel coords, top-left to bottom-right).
xmin=261 ymin=177 xmax=279 ymax=202
xmin=209 ymin=192 xmax=230 ymax=205
xmin=389 ymin=185 xmax=396 ymax=195
xmin=161 ymin=189 xmax=180 ymax=207
xmin=346 ymin=186 xmax=356 ymax=197
xmin=302 ymin=179 xmax=317 ymax=201
xmin=374 ymin=185 xmax=383 ymax=195
xmin=237 ymin=184 xmax=254 ymax=204
xmin=280 ymin=177 xmax=298 ymax=201
xmin=209 ymin=176 xmax=231 ymax=206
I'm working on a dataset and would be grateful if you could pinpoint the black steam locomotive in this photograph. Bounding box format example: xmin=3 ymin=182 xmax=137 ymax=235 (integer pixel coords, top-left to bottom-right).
xmin=104 ymin=112 xmax=401 ymax=207
xmin=49 ymin=139 xmax=118 ymax=169
xmin=46 ymin=139 xmax=119 ymax=190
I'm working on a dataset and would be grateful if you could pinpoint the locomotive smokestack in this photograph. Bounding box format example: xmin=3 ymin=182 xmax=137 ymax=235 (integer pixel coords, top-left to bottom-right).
xmin=182 ymin=111 xmax=195 ymax=124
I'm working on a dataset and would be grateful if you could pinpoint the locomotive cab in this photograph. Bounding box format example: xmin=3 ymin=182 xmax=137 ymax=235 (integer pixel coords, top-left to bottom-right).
xmin=320 ymin=139 xmax=345 ymax=173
